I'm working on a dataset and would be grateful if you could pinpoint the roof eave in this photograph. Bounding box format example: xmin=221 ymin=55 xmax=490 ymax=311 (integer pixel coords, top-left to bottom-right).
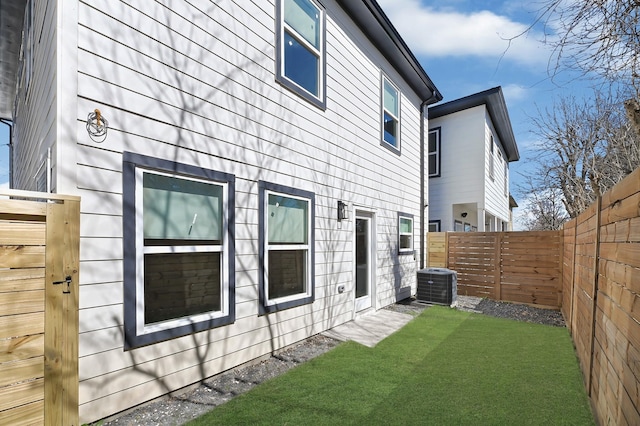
xmin=340 ymin=0 xmax=442 ymax=105
xmin=428 ymin=87 xmax=520 ymax=162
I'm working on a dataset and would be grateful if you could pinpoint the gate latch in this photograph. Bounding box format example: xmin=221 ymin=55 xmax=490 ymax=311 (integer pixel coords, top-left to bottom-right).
xmin=53 ymin=276 xmax=72 ymax=294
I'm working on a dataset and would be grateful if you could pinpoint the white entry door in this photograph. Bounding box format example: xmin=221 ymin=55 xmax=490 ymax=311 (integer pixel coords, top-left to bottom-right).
xmin=354 ymin=212 xmax=374 ymax=312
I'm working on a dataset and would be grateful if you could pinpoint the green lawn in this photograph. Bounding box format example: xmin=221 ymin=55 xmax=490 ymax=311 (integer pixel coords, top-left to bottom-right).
xmin=189 ymin=307 xmax=594 ymax=425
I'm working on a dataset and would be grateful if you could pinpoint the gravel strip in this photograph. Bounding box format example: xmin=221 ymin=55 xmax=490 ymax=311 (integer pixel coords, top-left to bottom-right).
xmin=102 ymin=297 xmax=564 ymax=425
xmin=475 ymin=298 xmax=566 ymax=327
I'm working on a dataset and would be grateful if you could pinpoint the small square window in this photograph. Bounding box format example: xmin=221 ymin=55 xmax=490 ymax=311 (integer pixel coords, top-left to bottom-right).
xmin=260 ymin=181 xmax=315 ymax=314
xmin=398 ymin=212 xmax=414 ymax=255
xmin=382 ymin=77 xmax=401 ymax=150
xmin=276 ymin=0 xmax=326 ymax=108
xmin=428 ymin=220 xmax=441 ymax=232
xmin=123 ymin=153 xmax=235 ymax=349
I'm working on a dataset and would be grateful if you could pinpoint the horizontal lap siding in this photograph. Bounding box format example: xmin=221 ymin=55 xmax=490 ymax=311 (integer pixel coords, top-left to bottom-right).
xmin=75 ymin=0 xmax=423 ymax=422
xmin=12 ymin=2 xmax=58 ymax=192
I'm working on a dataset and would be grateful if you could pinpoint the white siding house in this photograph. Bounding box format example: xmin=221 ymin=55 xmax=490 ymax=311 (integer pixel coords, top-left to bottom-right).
xmin=1 ymin=0 xmax=441 ymax=422
xmin=427 ymin=87 xmax=519 ymax=233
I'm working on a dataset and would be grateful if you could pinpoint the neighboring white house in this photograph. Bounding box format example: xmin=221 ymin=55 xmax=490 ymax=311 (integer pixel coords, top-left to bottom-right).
xmin=0 ymin=0 xmax=441 ymax=422
xmin=427 ymin=87 xmax=519 ymax=232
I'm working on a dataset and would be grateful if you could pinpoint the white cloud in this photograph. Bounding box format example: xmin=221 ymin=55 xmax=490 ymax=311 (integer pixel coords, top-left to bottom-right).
xmin=377 ymin=0 xmax=550 ymax=66
xmin=501 ymin=83 xmax=530 ymax=104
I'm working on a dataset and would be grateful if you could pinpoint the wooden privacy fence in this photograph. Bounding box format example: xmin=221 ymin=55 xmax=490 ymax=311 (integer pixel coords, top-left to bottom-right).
xmin=562 ymin=168 xmax=640 ymax=425
xmin=427 ymin=167 xmax=640 ymax=424
xmin=0 ymin=190 xmax=80 ymax=425
xmin=427 ymin=231 xmax=563 ymax=309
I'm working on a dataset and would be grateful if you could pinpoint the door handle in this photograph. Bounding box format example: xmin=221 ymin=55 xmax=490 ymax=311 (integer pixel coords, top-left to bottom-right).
xmin=53 ymin=276 xmax=72 ymax=294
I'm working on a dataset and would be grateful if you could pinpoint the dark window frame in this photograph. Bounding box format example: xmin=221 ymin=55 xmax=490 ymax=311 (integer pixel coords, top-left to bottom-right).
xmin=428 ymin=127 xmax=441 ymax=178
xmin=259 ymin=181 xmax=315 ymax=314
xmin=123 ymin=152 xmax=235 ymax=349
xmin=275 ymin=0 xmax=327 ymax=109
xmin=428 ymin=220 xmax=441 ymax=232
xmin=398 ymin=211 xmax=415 ymax=255
xmin=380 ymin=74 xmax=401 ymax=155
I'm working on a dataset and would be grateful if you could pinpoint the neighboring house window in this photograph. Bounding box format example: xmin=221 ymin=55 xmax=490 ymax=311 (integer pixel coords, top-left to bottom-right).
xmin=428 ymin=128 xmax=441 ymax=177
xmin=381 ymin=76 xmax=401 ymax=151
xmin=454 ymin=220 xmax=464 ymax=231
xmin=123 ymin=153 xmax=235 ymax=349
xmin=276 ymin=0 xmax=326 ymax=108
xmin=428 ymin=220 xmax=441 ymax=232
xmin=489 ymin=135 xmax=495 ymax=181
xmin=504 ymin=161 xmax=508 ymax=196
xmin=398 ymin=212 xmax=414 ymax=254
xmin=259 ymin=181 xmax=315 ymax=314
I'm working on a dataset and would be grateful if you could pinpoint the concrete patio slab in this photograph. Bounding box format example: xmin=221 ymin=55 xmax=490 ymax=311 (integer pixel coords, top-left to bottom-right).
xmin=322 ymin=309 xmax=414 ymax=348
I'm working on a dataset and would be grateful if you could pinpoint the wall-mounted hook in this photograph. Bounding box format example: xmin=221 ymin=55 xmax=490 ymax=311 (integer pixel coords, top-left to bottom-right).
xmin=86 ymin=109 xmax=108 ymax=142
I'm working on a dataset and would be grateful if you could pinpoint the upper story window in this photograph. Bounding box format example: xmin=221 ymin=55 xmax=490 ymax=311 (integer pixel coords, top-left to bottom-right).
xmin=382 ymin=76 xmax=401 ymax=151
xmin=276 ymin=0 xmax=326 ymax=109
xmin=428 ymin=128 xmax=441 ymax=177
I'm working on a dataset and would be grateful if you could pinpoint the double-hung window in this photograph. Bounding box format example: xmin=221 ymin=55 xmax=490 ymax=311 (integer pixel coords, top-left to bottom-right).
xmin=277 ymin=0 xmax=326 ymax=108
xmin=428 ymin=128 xmax=441 ymax=177
xmin=382 ymin=76 xmax=401 ymax=150
xmin=259 ymin=181 xmax=314 ymax=314
xmin=398 ymin=212 xmax=414 ymax=255
xmin=123 ymin=153 xmax=235 ymax=348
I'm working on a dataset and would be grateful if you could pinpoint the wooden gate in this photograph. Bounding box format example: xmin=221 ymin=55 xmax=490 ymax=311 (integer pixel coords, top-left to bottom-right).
xmin=0 ymin=190 xmax=80 ymax=425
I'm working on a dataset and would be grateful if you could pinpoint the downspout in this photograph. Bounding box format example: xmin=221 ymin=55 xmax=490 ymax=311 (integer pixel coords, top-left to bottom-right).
xmin=420 ymin=90 xmax=439 ymax=269
xmin=0 ymin=119 xmax=12 ymax=189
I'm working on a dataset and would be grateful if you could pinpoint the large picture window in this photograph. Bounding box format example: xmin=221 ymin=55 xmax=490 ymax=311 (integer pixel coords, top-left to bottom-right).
xmin=123 ymin=153 xmax=235 ymax=349
xmin=276 ymin=0 xmax=326 ymax=108
xmin=259 ymin=181 xmax=314 ymax=314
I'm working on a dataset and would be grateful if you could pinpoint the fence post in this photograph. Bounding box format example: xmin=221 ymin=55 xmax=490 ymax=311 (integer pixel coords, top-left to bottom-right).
xmin=494 ymin=233 xmax=503 ymax=301
xmin=445 ymin=232 xmax=449 ymax=269
xmin=588 ymin=195 xmax=602 ymax=397
xmin=44 ymin=198 xmax=80 ymax=425
xmin=569 ymin=221 xmax=577 ymax=332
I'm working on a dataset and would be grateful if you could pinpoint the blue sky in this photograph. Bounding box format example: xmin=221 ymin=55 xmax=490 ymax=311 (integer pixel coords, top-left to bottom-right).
xmin=0 ymin=1 xmax=588 ymax=203
xmin=377 ymin=0 xmax=589 ymax=199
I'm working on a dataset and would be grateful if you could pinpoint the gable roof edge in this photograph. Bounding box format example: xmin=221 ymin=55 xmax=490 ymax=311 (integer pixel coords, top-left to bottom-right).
xmin=339 ymin=0 xmax=442 ymax=105
xmin=428 ymin=86 xmax=520 ymax=162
